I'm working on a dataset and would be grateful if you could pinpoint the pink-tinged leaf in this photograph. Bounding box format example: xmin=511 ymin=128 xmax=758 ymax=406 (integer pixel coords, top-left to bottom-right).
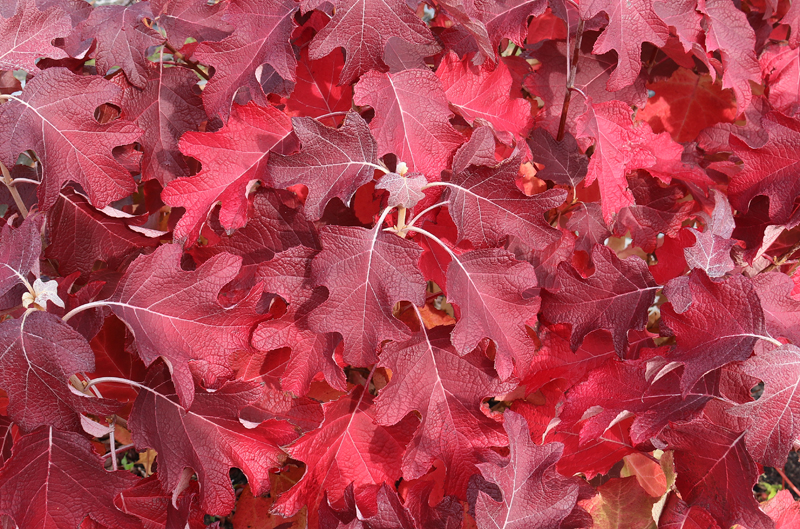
xmin=193 ymin=0 xmax=298 ymax=119
xmin=376 ymin=171 xmax=427 ymax=209
xmin=475 ymin=411 xmax=583 ymax=529
xmin=106 ymin=243 xmax=267 ymax=408
xmin=0 ymin=311 xmax=119 ymax=433
xmin=684 ymin=189 xmax=736 ymax=278
xmin=268 ymin=112 xmax=380 ymax=219
xmin=527 ymin=129 xmax=588 ymax=188
xmin=0 ymin=0 xmax=69 ymax=71
xmin=453 ymin=126 xmax=498 ymax=174
xmin=436 ymin=52 xmax=533 ymax=142
xmin=309 ymin=0 xmax=440 ymax=84
xmin=661 ymin=270 xmax=767 ymax=393
xmin=116 ymin=475 xmax=205 ymax=529
xmin=128 ymin=364 xmax=297 ymax=516
xmin=0 ymin=214 xmax=41 ymax=310
xmin=575 ymin=99 xmax=673 ymax=223
xmin=191 ymin=188 xmax=319 ymax=273
xmin=319 ymin=482 xmax=418 ymax=529
xmin=286 ymin=47 xmax=353 ymax=121
xmin=727 ymin=344 xmax=800 ymax=467
xmin=613 ymin=175 xmax=694 ymax=254
xmin=229 ymin=345 xmax=325 ymax=433
xmin=444 ymin=154 xmax=566 ymax=250
xmin=272 ymin=386 xmax=418 ymax=528
xmin=541 ymin=244 xmax=658 ymax=357
xmin=353 ymin=69 xmax=464 ymax=180
xmin=526 ymin=41 xmax=648 ymax=141
xmin=76 ymin=2 xmax=163 ymax=88
xmin=557 ymin=354 xmax=718 ymax=445
xmin=308 ymin=225 xmax=426 ymax=366
xmin=162 ymin=102 xmax=293 ymax=245
xmin=761 ymin=45 xmax=800 ymax=118
xmin=752 ymin=272 xmax=800 ymax=344
xmin=0 ymin=427 xmax=140 ymax=529
xmin=657 ymin=493 xmax=722 ymax=529
xmin=663 ymin=418 xmax=773 ymax=529
xmin=652 ymin=0 xmax=703 ymax=54
xmin=565 ymin=202 xmax=610 ymax=256
xmin=763 ymin=490 xmax=800 ymax=529
xmin=583 ymin=477 xmax=658 ymax=529
xmin=119 ymin=61 xmax=207 ymax=185
xmin=0 ymin=68 xmax=142 ymax=211
xmin=580 ymin=0 xmax=669 ymax=91
xmin=729 ymin=111 xmax=800 ymax=226
xmin=446 ymin=247 xmax=540 ymax=380
xmin=376 ymin=324 xmax=516 ymax=497
xmin=45 ymin=188 xmax=161 ymax=278
xmin=697 ymin=0 xmax=760 ymax=113
xmin=253 ymin=246 xmax=347 ymax=396
xmin=151 ymin=0 xmax=233 ymax=44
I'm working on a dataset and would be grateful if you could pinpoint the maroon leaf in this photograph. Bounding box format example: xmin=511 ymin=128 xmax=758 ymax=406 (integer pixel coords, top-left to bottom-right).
xmin=193 ymin=0 xmax=298 ymax=119
xmin=308 ymin=225 xmax=426 ymax=366
xmin=445 ymin=247 xmax=540 ymax=379
xmin=353 ymin=68 xmax=464 ymax=180
xmin=453 ymin=126 xmax=498 ymax=174
xmin=475 ymin=411 xmax=583 ymax=529
xmin=0 ymin=214 xmax=41 ymax=310
xmin=527 ymin=128 xmax=588 ymax=188
xmin=661 ymin=270 xmax=769 ymax=393
xmin=375 ymin=171 xmax=427 ymax=209
xmin=683 ymin=189 xmax=737 ymax=278
xmin=268 ymin=112 xmax=380 ymax=219
xmin=116 ymin=474 xmax=205 ymax=529
xmin=565 ymin=203 xmax=610 ymax=256
xmin=151 ymin=0 xmax=233 ymax=44
xmin=376 ymin=323 xmax=516 ymax=497
xmin=0 ymin=310 xmax=119 ymax=433
xmin=76 ymin=2 xmax=163 ymax=88
xmin=444 ymin=154 xmax=566 ymax=251
xmin=0 ymin=427 xmax=140 ymax=529
xmin=0 ymin=68 xmax=142 ymax=211
xmin=119 ymin=61 xmax=208 ymax=185
xmin=727 ymin=344 xmax=800 ymax=467
xmin=128 ymin=364 xmax=297 ymax=515
xmin=663 ymin=418 xmax=773 ymax=529
xmin=309 ymin=0 xmax=440 ymax=84
xmin=45 ymin=188 xmax=161 ymax=278
xmin=162 ymin=101 xmax=293 ymax=245
xmin=104 ymin=243 xmax=267 ymax=408
xmin=0 ymin=0 xmax=70 ymax=71
xmin=541 ymin=244 xmax=659 ymax=357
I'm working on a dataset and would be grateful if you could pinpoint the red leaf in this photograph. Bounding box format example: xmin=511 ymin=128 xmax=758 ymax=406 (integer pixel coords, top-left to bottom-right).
xmin=446 ymin=247 xmax=540 ymax=379
xmin=193 ymin=0 xmax=298 ymax=119
xmin=752 ymin=271 xmax=800 ymax=344
xmin=583 ymin=477 xmax=658 ymax=529
xmin=658 ymin=493 xmax=722 ymax=529
xmin=75 ymin=2 xmax=163 ymax=88
xmin=105 ymin=243 xmax=267 ymax=408
xmin=376 ymin=324 xmax=516 ymax=497
xmin=0 ymin=214 xmax=41 ymax=310
xmin=151 ymin=0 xmax=233 ymax=44
xmin=663 ymin=418 xmax=773 ymax=529
xmin=565 ymin=202 xmax=610 ymax=256
xmin=0 ymin=0 xmax=70 ymax=71
xmin=727 ymin=344 xmax=800 ymax=467
xmin=541 ymin=244 xmax=658 ymax=357
xmin=683 ymin=189 xmax=737 ymax=278
xmin=308 ymin=0 xmax=440 ymax=84
xmin=474 ymin=411 xmax=584 ymax=529
xmin=763 ymin=490 xmax=800 ymax=529
xmin=0 ymin=310 xmax=119 ymax=433
xmin=119 ymin=61 xmax=208 ymax=185
xmin=308 ymin=225 xmax=426 ymax=366
xmin=162 ymin=101 xmax=293 ymax=245
xmin=437 ymin=52 xmax=533 ymax=143
xmin=444 ymin=154 xmax=566 ymax=251
xmin=761 ymin=45 xmax=800 ymax=118
xmin=375 ymin=170 xmax=427 ymax=209
xmin=87 ymin=315 xmax=147 ymax=407
xmin=0 ymin=427 xmax=140 ymax=529
xmin=661 ymin=270 xmax=768 ymax=393
xmin=286 ymin=46 xmax=353 ymax=121
xmin=353 ymin=69 xmax=464 ymax=180
xmin=268 ymin=112 xmax=380 ymax=219
xmin=116 ymin=475 xmax=205 ymax=529
xmin=272 ymin=386 xmax=418 ymax=527
xmin=581 ymin=0 xmax=669 ymax=91
xmin=129 ymin=364 xmax=297 ymax=515
xmin=45 ymin=188 xmax=161 ymax=278
xmin=0 ymin=68 xmax=142 ymax=211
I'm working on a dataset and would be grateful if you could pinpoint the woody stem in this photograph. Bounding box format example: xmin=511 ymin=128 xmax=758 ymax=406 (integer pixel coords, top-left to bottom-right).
xmin=557 ymin=18 xmax=585 ymax=142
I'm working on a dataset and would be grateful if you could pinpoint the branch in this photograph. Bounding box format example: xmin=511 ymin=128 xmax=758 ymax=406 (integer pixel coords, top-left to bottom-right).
xmin=0 ymin=161 xmax=29 ymax=218
xmin=557 ymin=18 xmax=585 ymax=142
xmin=762 ymin=239 xmax=800 ymax=274
xmin=163 ymin=42 xmax=210 ymax=81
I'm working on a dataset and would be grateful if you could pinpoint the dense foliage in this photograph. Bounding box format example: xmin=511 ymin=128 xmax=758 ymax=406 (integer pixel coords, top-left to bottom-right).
xmin=1 ymin=0 xmax=800 ymax=527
